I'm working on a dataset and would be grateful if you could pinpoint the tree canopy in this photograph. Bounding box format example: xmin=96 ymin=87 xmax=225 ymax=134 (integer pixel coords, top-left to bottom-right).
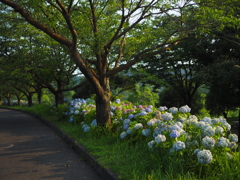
xmin=1 ymin=0 xmax=240 ymax=126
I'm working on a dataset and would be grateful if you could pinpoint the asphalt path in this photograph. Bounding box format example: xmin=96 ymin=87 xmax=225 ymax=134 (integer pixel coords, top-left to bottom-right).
xmin=0 ymin=108 xmax=103 ymax=180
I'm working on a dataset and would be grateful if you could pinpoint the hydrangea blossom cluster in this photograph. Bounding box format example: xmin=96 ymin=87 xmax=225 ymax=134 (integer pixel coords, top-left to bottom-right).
xmin=60 ymin=98 xmax=238 ymax=165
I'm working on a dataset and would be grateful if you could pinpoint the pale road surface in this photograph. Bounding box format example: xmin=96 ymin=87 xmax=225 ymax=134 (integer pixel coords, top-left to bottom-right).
xmin=0 ymin=108 xmax=103 ymax=180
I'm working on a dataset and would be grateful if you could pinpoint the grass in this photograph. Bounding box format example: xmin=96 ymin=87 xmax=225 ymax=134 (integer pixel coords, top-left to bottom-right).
xmin=3 ymin=104 xmax=240 ymax=180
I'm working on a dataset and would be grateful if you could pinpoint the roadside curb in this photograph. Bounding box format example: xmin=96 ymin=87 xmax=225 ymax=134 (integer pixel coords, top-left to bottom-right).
xmin=0 ymin=107 xmax=120 ymax=180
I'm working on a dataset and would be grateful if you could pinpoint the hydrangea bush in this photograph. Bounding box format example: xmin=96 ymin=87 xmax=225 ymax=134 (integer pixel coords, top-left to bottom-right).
xmin=54 ymin=98 xmax=239 ymax=166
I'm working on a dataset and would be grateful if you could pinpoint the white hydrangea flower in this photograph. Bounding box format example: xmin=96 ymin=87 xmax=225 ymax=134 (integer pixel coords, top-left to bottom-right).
xmin=169 ymin=107 xmax=178 ymax=114
xmin=202 ymin=136 xmax=215 ymax=149
xmin=179 ymin=105 xmax=191 ymax=113
xmin=175 ymin=122 xmax=184 ymax=129
xmin=203 ymin=126 xmax=215 ymax=136
xmin=197 ymin=150 xmax=213 ymax=164
xmin=217 ymin=137 xmax=229 ymax=147
xmin=155 ymin=134 xmax=166 ymax=144
xmin=158 ymin=106 xmax=168 ymax=111
xmin=215 ymin=126 xmax=224 ymax=134
xmin=147 ymin=119 xmax=156 ymax=126
xmin=162 ymin=112 xmax=173 ymax=121
xmin=211 ymin=118 xmax=220 ymax=124
xmin=229 ymin=134 xmax=238 ymax=142
xmin=201 ymin=117 xmax=212 ymax=124
xmin=134 ymin=123 xmax=143 ymax=130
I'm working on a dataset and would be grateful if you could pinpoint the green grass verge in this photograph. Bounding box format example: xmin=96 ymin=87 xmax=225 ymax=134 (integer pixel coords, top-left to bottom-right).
xmin=3 ymin=104 xmax=240 ymax=180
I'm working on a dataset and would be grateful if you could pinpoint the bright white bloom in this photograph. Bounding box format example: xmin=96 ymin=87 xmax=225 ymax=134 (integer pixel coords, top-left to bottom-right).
xmin=159 ymin=106 xmax=168 ymax=111
xmin=134 ymin=123 xmax=143 ymax=130
xmin=91 ymin=119 xmax=97 ymax=127
xmin=215 ymin=126 xmax=224 ymax=134
xmin=197 ymin=150 xmax=213 ymax=164
xmin=188 ymin=115 xmax=198 ymax=121
xmin=115 ymin=99 xmax=121 ymax=104
xmin=120 ymin=131 xmax=127 ymax=139
xmin=170 ymin=141 xmax=186 ymax=153
xmin=147 ymin=119 xmax=156 ymax=126
xmin=179 ymin=105 xmax=191 ymax=113
xmin=162 ymin=112 xmax=173 ymax=121
xmin=148 ymin=140 xmax=155 ymax=148
xmin=169 ymin=107 xmax=178 ymax=114
xmin=203 ymin=126 xmax=215 ymax=136
xmin=202 ymin=136 xmax=215 ymax=149
xmin=229 ymin=134 xmax=238 ymax=142
xmin=155 ymin=134 xmax=166 ymax=144
xmin=217 ymin=137 xmax=229 ymax=147
xmin=142 ymin=129 xmax=151 ymax=136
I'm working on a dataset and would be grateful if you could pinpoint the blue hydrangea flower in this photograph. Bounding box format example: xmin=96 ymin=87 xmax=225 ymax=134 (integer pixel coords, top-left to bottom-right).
xmin=172 ymin=141 xmax=186 ymax=152
xmin=148 ymin=140 xmax=155 ymax=148
xmin=179 ymin=105 xmax=191 ymax=113
xmin=69 ymin=116 xmax=74 ymax=122
xmin=138 ymin=111 xmax=148 ymax=116
xmin=123 ymin=124 xmax=129 ymax=130
xmin=142 ymin=129 xmax=151 ymax=136
xmin=91 ymin=119 xmax=97 ymax=127
xmin=123 ymin=119 xmax=131 ymax=125
xmin=217 ymin=137 xmax=229 ymax=147
xmin=82 ymin=124 xmax=90 ymax=132
xmin=169 ymin=107 xmax=178 ymax=114
xmin=145 ymin=108 xmax=152 ymax=112
xmin=120 ymin=131 xmax=127 ymax=139
xmin=202 ymin=136 xmax=215 ymax=149
xmin=203 ymin=126 xmax=215 ymax=136
xmin=197 ymin=150 xmax=213 ymax=164
xmin=170 ymin=130 xmax=181 ymax=138
xmin=128 ymin=114 xmax=135 ymax=119
xmin=74 ymin=110 xmax=79 ymax=115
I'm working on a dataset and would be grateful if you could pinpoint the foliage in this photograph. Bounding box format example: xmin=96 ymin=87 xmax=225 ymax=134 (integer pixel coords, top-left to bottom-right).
xmin=48 ymin=97 xmax=240 ymax=179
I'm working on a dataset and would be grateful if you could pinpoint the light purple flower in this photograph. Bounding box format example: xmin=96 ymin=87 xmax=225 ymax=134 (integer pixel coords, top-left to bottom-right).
xmin=170 ymin=130 xmax=181 ymax=138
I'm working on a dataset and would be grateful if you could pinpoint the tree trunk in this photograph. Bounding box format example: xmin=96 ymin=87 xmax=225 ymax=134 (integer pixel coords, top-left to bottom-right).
xmin=26 ymin=95 xmax=33 ymax=107
xmin=54 ymin=91 xmax=65 ymax=107
xmin=95 ymin=91 xmax=111 ymax=127
xmin=6 ymin=97 xmax=11 ymax=106
xmin=37 ymin=88 xmax=42 ymax=104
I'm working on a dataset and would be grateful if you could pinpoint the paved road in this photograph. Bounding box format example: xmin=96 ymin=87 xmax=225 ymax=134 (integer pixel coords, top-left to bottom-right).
xmin=0 ymin=108 xmax=103 ymax=180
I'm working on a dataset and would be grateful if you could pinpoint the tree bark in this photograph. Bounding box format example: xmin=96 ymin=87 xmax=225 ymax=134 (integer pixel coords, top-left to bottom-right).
xmin=95 ymin=84 xmax=111 ymax=127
